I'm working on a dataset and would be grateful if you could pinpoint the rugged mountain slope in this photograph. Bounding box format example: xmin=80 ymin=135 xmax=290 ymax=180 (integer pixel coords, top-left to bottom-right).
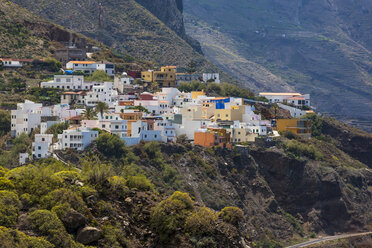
xmin=135 ymin=0 xmax=203 ymax=54
xmin=184 ymin=0 xmax=372 ymax=130
xmin=10 ymin=0 xmax=221 ymax=74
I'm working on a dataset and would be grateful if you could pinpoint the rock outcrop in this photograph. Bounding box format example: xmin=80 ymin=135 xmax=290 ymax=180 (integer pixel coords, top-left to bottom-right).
xmin=76 ymin=226 xmax=102 ymax=245
xmin=135 ymin=0 xmax=203 ymax=54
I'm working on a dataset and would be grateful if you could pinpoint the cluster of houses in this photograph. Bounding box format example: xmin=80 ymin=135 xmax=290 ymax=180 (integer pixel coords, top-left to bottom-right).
xmin=5 ymin=57 xmax=314 ymax=164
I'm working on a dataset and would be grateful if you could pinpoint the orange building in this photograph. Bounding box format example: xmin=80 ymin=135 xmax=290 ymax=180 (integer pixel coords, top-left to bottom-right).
xmin=276 ymin=118 xmax=312 ymax=137
xmin=120 ymin=111 xmax=143 ymax=137
xmin=194 ymin=128 xmax=231 ymax=148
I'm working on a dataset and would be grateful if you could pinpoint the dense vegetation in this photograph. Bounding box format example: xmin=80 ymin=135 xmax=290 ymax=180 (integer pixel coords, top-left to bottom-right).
xmin=0 ymin=131 xmax=246 ymax=247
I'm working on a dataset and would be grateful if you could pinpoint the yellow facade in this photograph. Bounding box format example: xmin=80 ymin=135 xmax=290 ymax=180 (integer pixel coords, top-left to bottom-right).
xmin=141 ymin=66 xmax=176 ymax=87
xmin=191 ymin=90 xmax=206 ymax=99
xmin=141 ymin=71 xmax=153 ymax=83
xmin=231 ymin=128 xmax=258 ymax=143
xmin=276 ymin=118 xmax=312 ymax=137
xmin=214 ymin=105 xmax=245 ymax=122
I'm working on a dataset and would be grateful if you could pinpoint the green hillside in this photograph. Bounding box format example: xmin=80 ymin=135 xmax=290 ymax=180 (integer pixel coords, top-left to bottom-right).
xmin=9 ymin=0 xmax=225 ymax=76
xmin=184 ymin=0 xmax=372 ymax=129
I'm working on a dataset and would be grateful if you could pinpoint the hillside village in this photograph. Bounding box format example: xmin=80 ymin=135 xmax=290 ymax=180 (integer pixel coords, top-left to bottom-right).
xmin=2 ymin=58 xmax=315 ymax=165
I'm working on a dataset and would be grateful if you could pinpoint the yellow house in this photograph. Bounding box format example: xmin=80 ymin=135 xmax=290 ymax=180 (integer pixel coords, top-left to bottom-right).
xmin=141 ymin=70 xmax=154 ymax=83
xmin=214 ymin=105 xmax=246 ymax=122
xmin=191 ymin=90 xmax=206 ymax=99
xmin=276 ymin=118 xmax=312 ymax=137
xmin=141 ymin=66 xmax=176 ymax=87
xmin=231 ymin=128 xmax=258 ymax=143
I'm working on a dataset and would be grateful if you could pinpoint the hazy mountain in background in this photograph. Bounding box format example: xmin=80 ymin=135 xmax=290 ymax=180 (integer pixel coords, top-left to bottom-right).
xmin=184 ymin=0 xmax=372 ymax=130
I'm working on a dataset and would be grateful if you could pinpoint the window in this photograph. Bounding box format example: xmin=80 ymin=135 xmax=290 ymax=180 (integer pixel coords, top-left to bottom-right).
xmin=155 ymin=135 xmax=157 ymax=138
xmin=42 ymin=138 xmax=45 ymax=141
xmin=38 ymin=154 xmax=41 ymax=158
xmin=38 ymin=146 xmax=41 ymax=150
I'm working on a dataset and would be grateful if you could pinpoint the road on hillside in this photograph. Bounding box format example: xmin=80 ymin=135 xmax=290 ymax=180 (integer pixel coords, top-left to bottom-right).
xmin=286 ymin=231 xmax=372 ymax=248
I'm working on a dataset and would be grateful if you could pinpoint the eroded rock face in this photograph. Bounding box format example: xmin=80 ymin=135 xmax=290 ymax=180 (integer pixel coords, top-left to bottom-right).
xmin=76 ymin=226 xmax=102 ymax=245
xmin=61 ymin=209 xmax=86 ymax=233
xmin=135 ymin=0 xmax=203 ymax=53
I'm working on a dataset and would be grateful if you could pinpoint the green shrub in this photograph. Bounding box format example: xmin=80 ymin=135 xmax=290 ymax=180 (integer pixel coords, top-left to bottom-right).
xmin=282 ymin=130 xmax=297 ymax=140
xmin=82 ymin=160 xmax=115 ymax=186
xmin=108 ymin=176 xmax=128 ymax=195
xmin=185 ymin=207 xmax=217 ymax=237
xmin=219 ymin=207 xmax=244 ymax=226
xmin=0 ymin=177 xmax=14 ymax=190
xmin=5 ymin=163 xmax=63 ymax=203
xmin=96 ymin=133 xmax=131 ymax=159
xmin=29 ymin=210 xmax=84 ymax=248
xmin=40 ymin=188 xmax=87 ymax=214
xmin=0 ymin=111 xmax=10 ymax=137
xmin=0 ymin=166 xmax=8 ymax=177
xmin=0 ymin=190 xmax=21 ymax=227
xmin=126 ymin=175 xmax=154 ymax=191
xmin=0 ymin=226 xmax=53 ymax=248
xmin=284 ymin=140 xmax=323 ymax=160
xmin=53 ymin=170 xmax=82 ymax=185
xmin=95 ymin=200 xmax=115 ymax=217
xmin=151 ymin=191 xmax=194 ymax=242
xmin=85 ymin=70 xmax=113 ymax=82
xmin=46 ymin=122 xmax=70 ymax=140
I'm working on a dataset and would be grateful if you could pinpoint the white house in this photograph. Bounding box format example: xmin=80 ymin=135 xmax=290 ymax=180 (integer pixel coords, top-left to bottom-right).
xmin=85 ymin=82 xmax=118 ymax=107
xmin=40 ymin=75 xmax=100 ymax=91
xmin=96 ymin=61 xmax=115 ymax=76
xmin=203 ymin=73 xmax=220 ymax=83
xmin=57 ymin=127 xmax=99 ymax=151
xmin=0 ymin=58 xmax=32 ymax=68
xmin=11 ymin=100 xmax=52 ymax=137
xmin=66 ymin=61 xmax=115 ymax=76
xmin=114 ymin=74 xmax=135 ymax=93
xmin=19 ymin=153 xmax=30 ymax=165
xmin=277 ymin=103 xmax=314 ymax=118
xmin=154 ymin=119 xmax=176 ymax=142
xmin=259 ymin=92 xmax=311 ymax=107
xmin=32 ymin=134 xmax=54 ymax=159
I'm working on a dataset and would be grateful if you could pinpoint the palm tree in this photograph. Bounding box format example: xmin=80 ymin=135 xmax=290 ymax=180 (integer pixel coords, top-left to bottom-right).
xmin=82 ymin=107 xmax=96 ymax=120
xmin=95 ymin=102 xmax=109 ymax=118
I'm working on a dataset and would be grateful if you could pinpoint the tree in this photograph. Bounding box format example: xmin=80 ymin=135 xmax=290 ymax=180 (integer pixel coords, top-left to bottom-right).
xmin=186 ymin=60 xmax=197 ymax=74
xmin=0 ymin=111 xmax=10 ymax=137
xmin=82 ymin=107 xmax=96 ymax=120
xmin=95 ymin=133 xmax=130 ymax=159
xmin=95 ymin=102 xmax=109 ymax=118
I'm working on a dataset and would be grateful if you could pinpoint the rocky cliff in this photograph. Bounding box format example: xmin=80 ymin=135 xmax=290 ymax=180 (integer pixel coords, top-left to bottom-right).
xmin=135 ymin=0 xmax=202 ymax=53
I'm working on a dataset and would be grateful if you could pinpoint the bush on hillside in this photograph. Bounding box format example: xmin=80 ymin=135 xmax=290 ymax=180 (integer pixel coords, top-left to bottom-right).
xmin=96 ymin=133 xmax=131 ymax=159
xmin=0 ymin=177 xmax=14 ymax=190
xmin=0 ymin=111 xmax=10 ymax=137
xmin=28 ymin=210 xmax=83 ymax=248
xmin=284 ymin=140 xmax=323 ymax=161
xmin=126 ymin=175 xmax=154 ymax=191
xmin=151 ymin=191 xmax=194 ymax=242
xmin=0 ymin=226 xmax=53 ymax=248
xmin=40 ymin=188 xmax=87 ymax=215
xmin=185 ymin=207 xmax=217 ymax=237
xmin=46 ymin=122 xmax=69 ymax=140
xmin=219 ymin=206 xmax=244 ymax=226
xmin=5 ymin=160 xmax=68 ymax=204
xmin=82 ymin=159 xmax=115 ymax=187
xmin=0 ymin=190 xmax=21 ymax=227
xmin=86 ymin=70 xmax=112 ymax=82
